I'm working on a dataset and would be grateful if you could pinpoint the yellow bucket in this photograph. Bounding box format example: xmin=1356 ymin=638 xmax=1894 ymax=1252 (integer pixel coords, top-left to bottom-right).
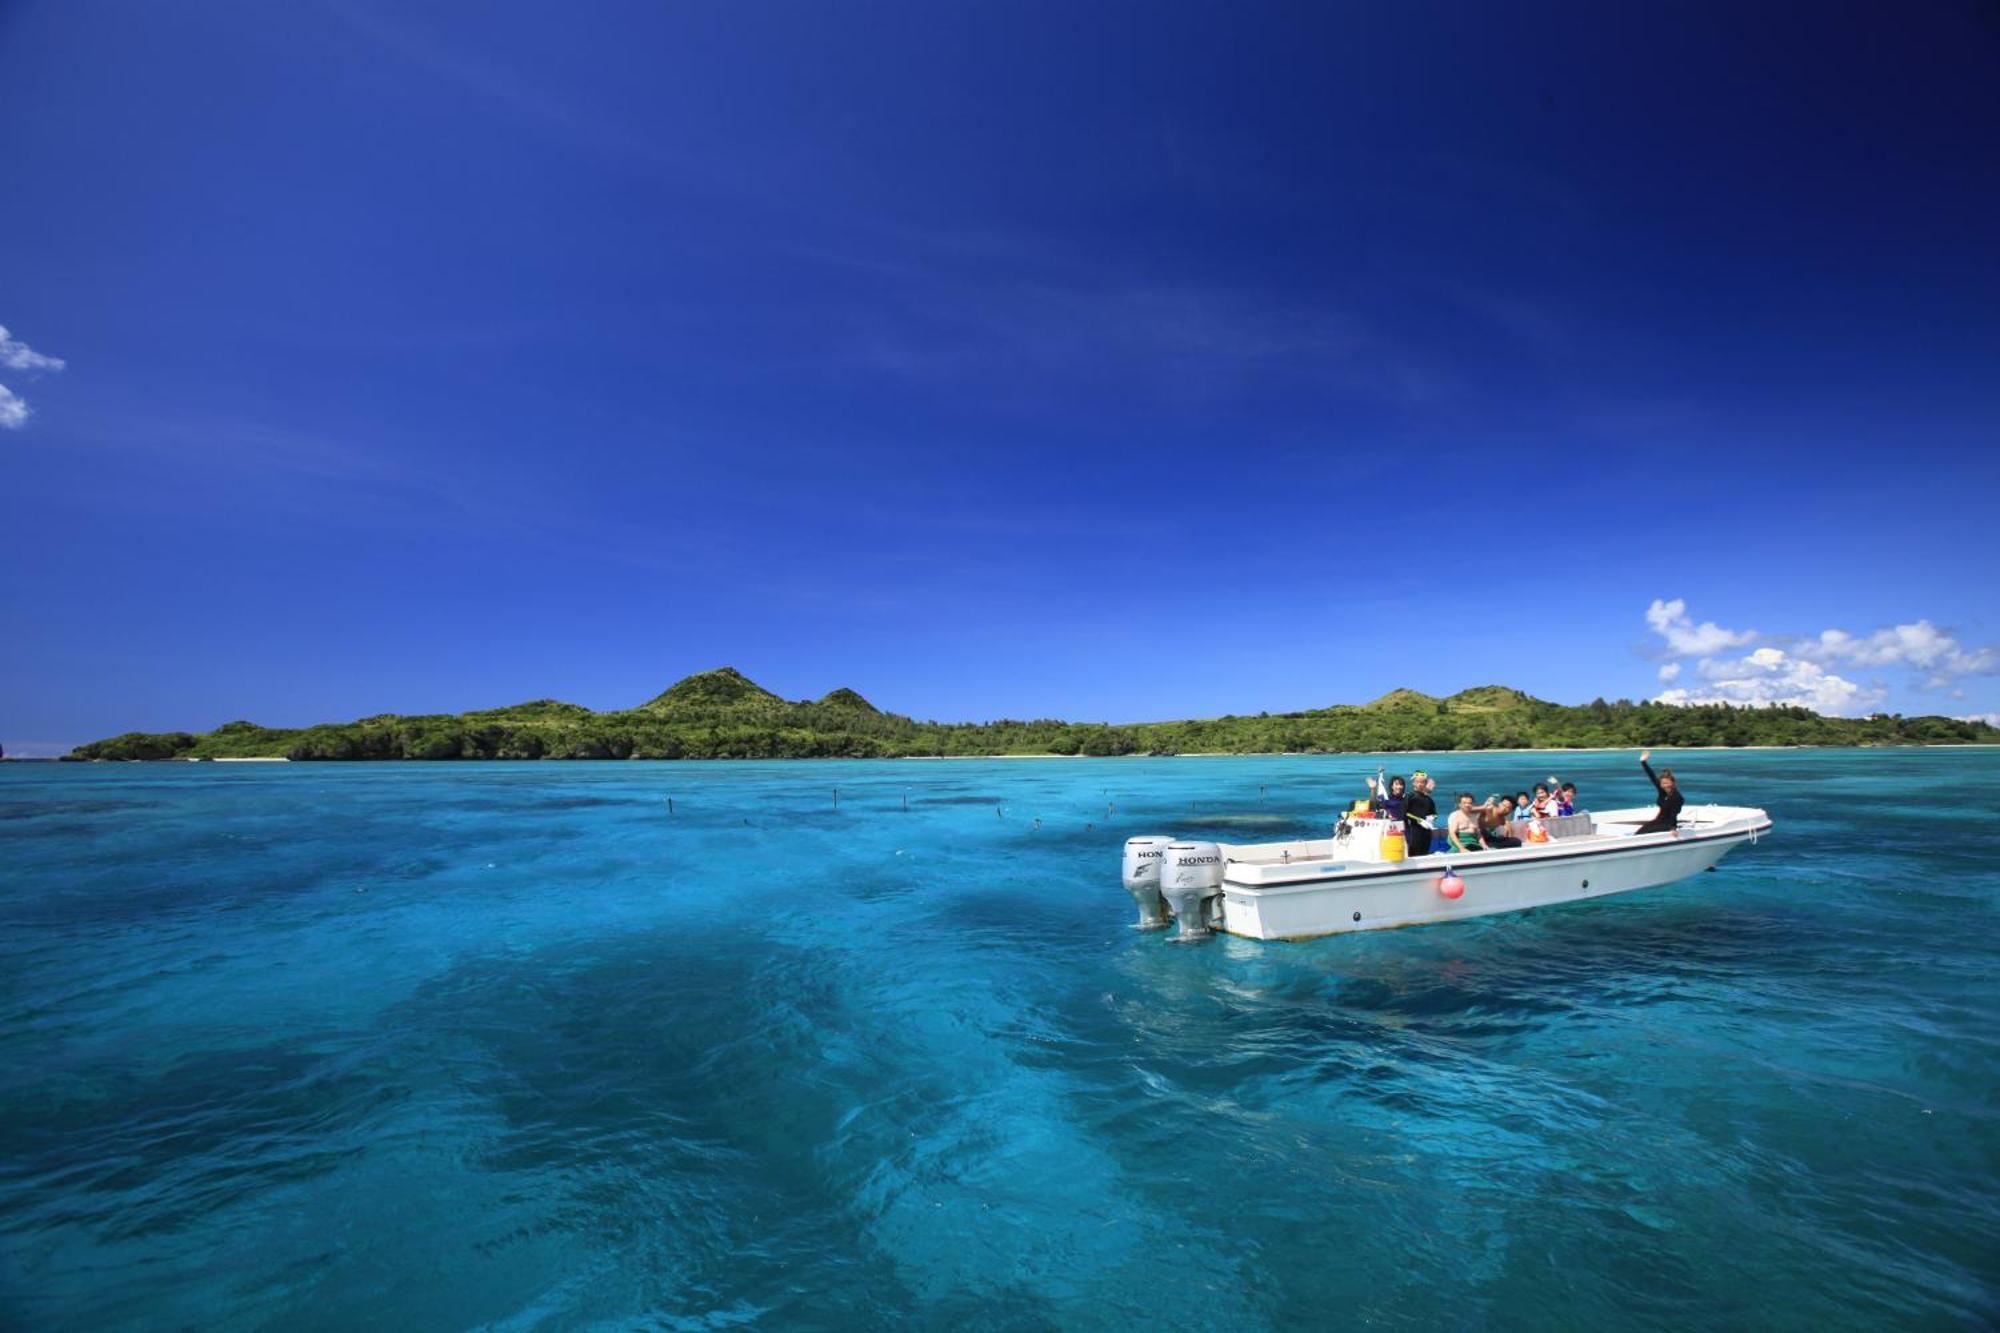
xmin=1381 ymin=826 xmax=1406 ymax=863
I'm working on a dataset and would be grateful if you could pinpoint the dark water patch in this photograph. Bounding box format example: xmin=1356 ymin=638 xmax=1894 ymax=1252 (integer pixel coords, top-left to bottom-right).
xmin=0 ymin=1042 xmax=394 ymax=1242
xmin=0 ymin=843 xmax=469 ymax=932
xmin=0 ymin=798 xmax=158 ymax=820
xmin=386 ymin=931 xmax=1064 ymax=1326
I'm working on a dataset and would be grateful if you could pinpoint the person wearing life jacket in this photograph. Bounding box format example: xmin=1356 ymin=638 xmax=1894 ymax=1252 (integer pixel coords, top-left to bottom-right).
xmin=1556 ymin=782 xmax=1578 ymax=817
xmin=1632 ymin=750 xmax=1685 ymax=834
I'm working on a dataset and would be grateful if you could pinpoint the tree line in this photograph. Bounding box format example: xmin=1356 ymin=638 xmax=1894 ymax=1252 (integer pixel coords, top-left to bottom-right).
xmin=66 ymin=686 xmax=1998 ymax=761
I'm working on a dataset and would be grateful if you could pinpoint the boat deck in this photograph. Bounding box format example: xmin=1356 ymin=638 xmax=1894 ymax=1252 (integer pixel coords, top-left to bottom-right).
xmin=1217 ymin=804 xmax=1772 ymax=889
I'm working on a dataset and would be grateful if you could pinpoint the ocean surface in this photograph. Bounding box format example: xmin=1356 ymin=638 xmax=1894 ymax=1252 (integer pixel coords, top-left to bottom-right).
xmin=2 ymin=749 xmax=1996 ymax=1330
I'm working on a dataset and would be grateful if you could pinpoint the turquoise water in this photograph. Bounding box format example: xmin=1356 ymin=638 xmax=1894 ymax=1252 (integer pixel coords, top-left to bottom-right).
xmin=2 ymin=750 xmax=1996 ymax=1329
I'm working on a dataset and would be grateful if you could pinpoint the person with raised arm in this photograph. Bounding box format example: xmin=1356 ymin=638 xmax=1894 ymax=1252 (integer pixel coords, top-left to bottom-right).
xmin=1481 ymin=795 xmax=1523 ymax=848
xmin=1366 ymin=768 xmax=1407 ymax=821
xmin=1556 ymin=782 xmax=1578 ymax=817
xmin=1632 ymin=750 xmax=1685 ymax=835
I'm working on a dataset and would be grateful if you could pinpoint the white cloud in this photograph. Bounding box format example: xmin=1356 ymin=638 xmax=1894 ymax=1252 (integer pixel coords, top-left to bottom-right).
xmin=0 ymin=325 xmax=65 ymax=373
xmin=1657 ymin=653 xmax=1883 ymax=714
xmin=1645 ymin=597 xmax=1756 ymax=657
xmin=0 ymin=323 xmax=64 ymax=430
xmin=1959 ymin=713 xmax=2000 ymax=728
xmin=1647 ymin=598 xmax=1998 ymax=717
xmin=1806 ymin=621 xmax=1994 ymax=686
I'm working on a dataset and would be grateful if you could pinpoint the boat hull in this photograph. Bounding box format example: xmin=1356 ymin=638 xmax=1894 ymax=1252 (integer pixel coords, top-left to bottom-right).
xmin=1213 ymin=807 xmax=1771 ymax=940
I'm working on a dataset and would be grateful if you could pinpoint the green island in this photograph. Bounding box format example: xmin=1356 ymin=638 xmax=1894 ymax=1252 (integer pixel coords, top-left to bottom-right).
xmin=64 ymin=667 xmax=1998 ymax=761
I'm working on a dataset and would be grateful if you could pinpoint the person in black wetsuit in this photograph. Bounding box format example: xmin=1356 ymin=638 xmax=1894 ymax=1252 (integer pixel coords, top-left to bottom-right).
xmin=1404 ymin=772 xmax=1437 ymax=856
xmin=1632 ymin=749 xmax=1684 ymax=834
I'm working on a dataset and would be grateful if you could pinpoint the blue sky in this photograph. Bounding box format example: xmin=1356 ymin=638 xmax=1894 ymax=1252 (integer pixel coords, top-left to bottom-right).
xmin=3 ymin=0 xmax=1998 ymax=753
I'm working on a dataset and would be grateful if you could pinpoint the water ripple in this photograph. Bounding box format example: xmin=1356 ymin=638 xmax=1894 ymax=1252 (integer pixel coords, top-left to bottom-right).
xmin=2 ymin=752 xmax=1996 ymax=1328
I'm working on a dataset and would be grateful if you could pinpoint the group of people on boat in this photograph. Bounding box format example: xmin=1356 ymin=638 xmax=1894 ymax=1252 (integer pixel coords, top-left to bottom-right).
xmin=1361 ymin=751 xmax=1683 ymax=856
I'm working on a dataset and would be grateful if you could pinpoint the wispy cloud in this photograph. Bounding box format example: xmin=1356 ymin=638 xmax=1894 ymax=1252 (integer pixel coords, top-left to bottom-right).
xmin=1 ymin=326 xmax=65 ymax=373
xmin=0 ymin=324 xmax=65 ymax=430
xmin=322 ymin=1 xmax=696 ymax=178
xmin=841 ymin=279 xmax=1379 ymax=397
xmin=1645 ymin=598 xmax=1998 ymax=715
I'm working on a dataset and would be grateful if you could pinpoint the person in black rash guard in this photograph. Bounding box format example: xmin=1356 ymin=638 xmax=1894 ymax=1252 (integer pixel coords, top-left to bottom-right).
xmin=1404 ymin=772 xmax=1437 ymax=856
xmin=1632 ymin=749 xmax=1684 ymax=834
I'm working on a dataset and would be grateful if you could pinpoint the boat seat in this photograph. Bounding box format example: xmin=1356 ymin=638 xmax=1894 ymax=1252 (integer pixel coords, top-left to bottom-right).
xmin=1510 ymin=812 xmax=1595 ymax=840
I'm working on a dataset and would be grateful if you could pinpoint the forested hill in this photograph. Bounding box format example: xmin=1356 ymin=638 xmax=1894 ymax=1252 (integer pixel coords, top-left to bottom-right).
xmin=64 ymin=668 xmax=1999 ymax=761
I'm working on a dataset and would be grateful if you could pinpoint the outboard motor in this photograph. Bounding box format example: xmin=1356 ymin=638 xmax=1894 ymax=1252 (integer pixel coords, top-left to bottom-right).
xmin=1121 ymin=835 xmax=1175 ymax=929
xmin=1159 ymin=841 xmax=1225 ymax=942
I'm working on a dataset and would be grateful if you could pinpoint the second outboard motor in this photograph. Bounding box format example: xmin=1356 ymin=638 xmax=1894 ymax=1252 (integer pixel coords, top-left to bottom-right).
xmin=1121 ymin=835 xmax=1175 ymax=929
xmin=1160 ymin=841 xmax=1225 ymax=942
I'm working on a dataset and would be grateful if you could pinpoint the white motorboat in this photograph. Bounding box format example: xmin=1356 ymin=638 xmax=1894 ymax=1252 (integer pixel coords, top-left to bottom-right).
xmin=1122 ymin=804 xmax=1773 ymax=941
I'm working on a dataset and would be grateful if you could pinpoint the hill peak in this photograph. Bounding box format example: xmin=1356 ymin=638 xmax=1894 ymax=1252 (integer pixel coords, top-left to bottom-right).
xmin=818 ymin=687 xmax=880 ymax=713
xmin=1363 ymin=688 xmax=1441 ymax=711
xmin=642 ymin=667 xmax=784 ymax=712
xmin=1445 ymin=685 xmax=1538 ymax=711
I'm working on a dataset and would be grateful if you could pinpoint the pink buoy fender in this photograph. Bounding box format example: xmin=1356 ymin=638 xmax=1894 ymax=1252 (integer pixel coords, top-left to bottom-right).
xmin=1436 ymin=868 xmax=1465 ymax=900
